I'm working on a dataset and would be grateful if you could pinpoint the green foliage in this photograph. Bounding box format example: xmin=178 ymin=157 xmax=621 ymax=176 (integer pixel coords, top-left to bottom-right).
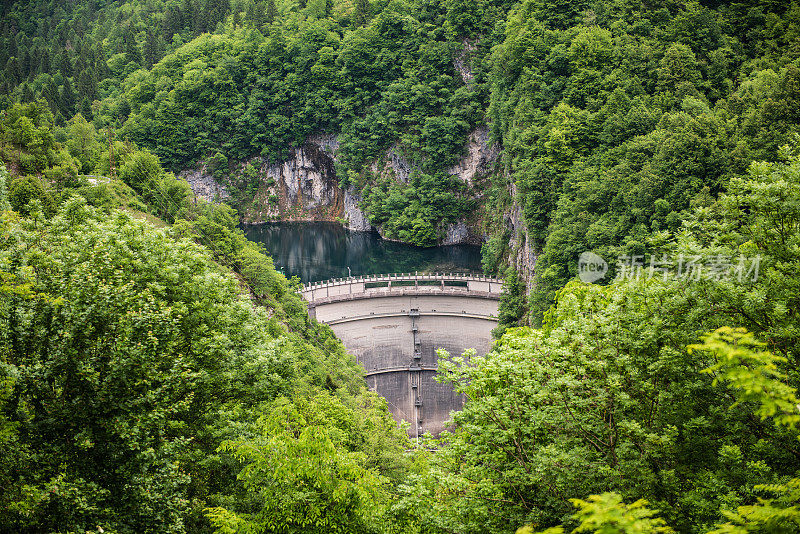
xmin=1 ymin=0 xmax=236 ymax=121
xmin=685 ymin=142 xmax=800 ymax=363
xmin=63 ymin=114 xmax=102 ymax=174
xmin=710 ymin=479 xmax=800 ymax=534
xmin=208 ymin=394 xmax=390 ymax=533
xmin=0 ymin=101 xmax=68 ymax=174
xmin=0 ymin=187 xmax=408 ymax=532
xmin=521 ymin=493 xmax=674 ymax=534
xmin=481 ymin=227 xmax=509 ymax=274
xmin=493 ymin=264 xmax=526 ymax=337
xmin=485 ymin=0 xmax=800 ymax=320
xmin=0 ymin=201 xmax=287 ymax=531
xmin=690 ymin=328 xmax=800 ymax=431
xmin=7 ymin=175 xmax=55 ymax=216
xmin=567 ymin=494 xmax=673 ymax=534
xmin=526 ymin=324 xmax=800 ymax=534
xmin=396 ymin=144 xmax=800 ymax=534
xmin=115 ymin=149 xmax=193 ymax=223
xmin=362 ymin=170 xmax=474 ymax=246
xmin=689 ymin=327 xmax=800 ymax=534
xmin=119 ymin=149 xmax=164 ymax=193
xmin=0 ymin=163 xmax=10 ymax=211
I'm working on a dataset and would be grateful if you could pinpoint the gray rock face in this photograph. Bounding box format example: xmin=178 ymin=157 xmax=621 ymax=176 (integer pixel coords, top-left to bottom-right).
xmin=448 ymin=126 xmax=499 ymax=187
xmin=307 ymin=132 xmax=340 ymax=155
xmin=180 ymin=166 xmax=230 ymax=202
xmin=441 ymin=221 xmax=483 ymax=246
xmin=180 ymin=134 xmax=361 ymax=225
xmin=267 ymin=141 xmax=340 ymax=212
xmin=344 ymin=187 xmax=374 ymax=232
xmin=507 ymin=179 xmax=537 ymax=288
xmin=179 ymin=127 xmax=499 ymax=244
xmin=370 ymin=143 xmax=415 ymax=184
xmin=454 ymin=39 xmax=477 ymax=84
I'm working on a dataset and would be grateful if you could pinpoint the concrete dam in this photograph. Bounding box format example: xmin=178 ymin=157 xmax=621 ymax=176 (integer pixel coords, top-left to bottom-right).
xmin=301 ymin=273 xmax=501 ymax=437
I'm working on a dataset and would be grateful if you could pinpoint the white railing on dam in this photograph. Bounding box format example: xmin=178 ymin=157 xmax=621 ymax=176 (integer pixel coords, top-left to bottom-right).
xmin=301 ymin=272 xmax=503 ymax=302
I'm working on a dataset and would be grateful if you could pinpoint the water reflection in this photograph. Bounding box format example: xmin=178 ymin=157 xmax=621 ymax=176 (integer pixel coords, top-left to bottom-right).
xmin=243 ymin=222 xmax=484 ymax=283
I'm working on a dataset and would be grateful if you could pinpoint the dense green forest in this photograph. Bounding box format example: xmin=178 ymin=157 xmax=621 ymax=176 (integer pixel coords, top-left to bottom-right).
xmin=0 ymin=115 xmax=411 ymax=531
xmin=1 ymin=0 xmax=502 ymax=245
xmin=3 ymin=0 xmax=800 ymax=532
xmin=484 ymin=0 xmax=800 ymax=322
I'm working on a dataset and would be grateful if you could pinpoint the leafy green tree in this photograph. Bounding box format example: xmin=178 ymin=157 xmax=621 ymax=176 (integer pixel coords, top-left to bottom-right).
xmin=20 ymin=83 xmax=33 ymax=103
xmin=523 ymin=493 xmax=674 ymax=534
xmin=4 ymin=57 xmax=20 ymax=85
xmin=265 ymin=0 xmax=277 ymax=24
xmin=524 ymin=326 xmax=800 ymax=534
xmin=64 ymin=114 xmax=101 ymax=174
xmin=354 ymin=0 xmax=370 ymax=26
xmin=0 ymin=193 xmax=407 ymax=532
xmin=7 ymin=175 xmax=54 ymax=216
xmin=143 ymin=29 xmax=163 ymax=68
xmin=77 ymin=68 xmax=97 ymax=102
xmin=118 ymin=149 xmax=164 ymax=193
xmin=0 ymin=163 xmax=10 ymax=210
xmin=59 ymin=76 xmax=76 ymax=118
xmin=657 ymin=43 xmax=703 ymax=99
xmin=673 ymin=140 xmax=800 ymax=366
xmin=123 ymin=25 xmax=142 ymax=66
xmin=207 ymin=394 xmax=390 ymax=533
xmin=493 ymin=265 xmax=526 ymax=337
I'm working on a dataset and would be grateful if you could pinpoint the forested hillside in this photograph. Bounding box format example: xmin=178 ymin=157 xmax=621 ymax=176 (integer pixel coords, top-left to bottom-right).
xmin=396 ymin=140 xmax=800 ymax=534
xmin=0 ymin=126 xmax=410 ymax=531
xmin=4 ymin=0 xmax=799 ymax=311
xmin=483 ymin=0 xmax=800 ymax=323
xmin=3 ymin=0 xmax=800 ymax=532
xmin=2 ymin=0 xmax=509 ymax=245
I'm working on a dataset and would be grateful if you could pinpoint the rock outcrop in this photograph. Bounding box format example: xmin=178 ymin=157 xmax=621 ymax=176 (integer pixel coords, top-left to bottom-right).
xmin=447 ymin=126 xmax=500 ymax=187
xmin=179 ymin=127 xmax=499 ymax=244
xmin=442 ymin=221 xmax=482 ymax=246
xmin=181 ymin=167 xmax=230 ymax=202
xmin=343 ymin=187 xmax=373 ymax=231
xmin=454 ymin=39 xmax=477 ymax=84
xmin=507 ymin=180 xmax=538 ymax=289
xmin=370 ymin=143 xmax=415 ymax=184
xmin=180 ymin=133 xmax=370 ymax=229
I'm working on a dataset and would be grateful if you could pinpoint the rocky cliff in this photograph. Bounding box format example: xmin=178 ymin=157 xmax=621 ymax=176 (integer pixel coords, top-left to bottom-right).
xmin=179 ymin=133 xmax=371 ymax=230
xmin=179 ymin=128 xmax=499 ymax=245
xmin=507 ymin=180 xmax=538 ymax=289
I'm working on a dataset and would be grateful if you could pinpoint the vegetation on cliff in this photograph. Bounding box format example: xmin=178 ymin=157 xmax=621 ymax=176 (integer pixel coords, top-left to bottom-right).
xmin=485 ymin=0 xmax=800 ymax=324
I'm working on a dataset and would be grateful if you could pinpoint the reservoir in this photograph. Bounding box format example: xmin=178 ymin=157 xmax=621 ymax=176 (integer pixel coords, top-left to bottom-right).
xmin=244 ymin=222 xmax=484 ymax=283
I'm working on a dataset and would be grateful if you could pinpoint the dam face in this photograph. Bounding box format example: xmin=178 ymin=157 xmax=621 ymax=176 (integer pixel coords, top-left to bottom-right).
xmin=302 ymin=274 xmax=501 ymax=437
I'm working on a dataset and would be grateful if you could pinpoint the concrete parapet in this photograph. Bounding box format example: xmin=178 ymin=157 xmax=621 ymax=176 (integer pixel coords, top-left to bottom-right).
xmin=302 ymin=272 xmax=502 ymax=302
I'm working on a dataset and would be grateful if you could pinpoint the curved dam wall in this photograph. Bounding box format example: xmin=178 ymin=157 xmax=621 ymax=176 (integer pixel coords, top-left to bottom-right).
xmin=302 ymin=274 xmax=501 ymax=437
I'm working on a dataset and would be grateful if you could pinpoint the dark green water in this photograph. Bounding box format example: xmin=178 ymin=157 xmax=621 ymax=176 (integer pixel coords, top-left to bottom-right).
xmin=243 ymin=222 xmax=484 ymax=283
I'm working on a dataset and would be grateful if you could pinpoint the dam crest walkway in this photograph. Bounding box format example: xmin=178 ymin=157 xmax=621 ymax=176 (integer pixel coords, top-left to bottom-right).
xmin=301 ymin=272 xmax=503 ymax=304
